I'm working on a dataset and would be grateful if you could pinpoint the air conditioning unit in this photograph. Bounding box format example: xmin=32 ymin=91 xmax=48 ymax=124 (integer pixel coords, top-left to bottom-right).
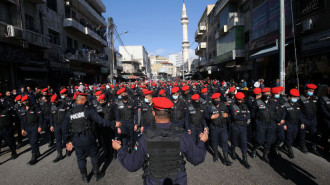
xmin=224 ymin=25 xmax=228 ymax=33
xmin=6 ymin=25 xmax=15 ymax=37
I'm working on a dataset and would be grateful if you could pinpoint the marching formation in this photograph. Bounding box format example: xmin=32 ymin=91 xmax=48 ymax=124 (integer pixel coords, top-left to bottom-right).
xmin=0 ymin=80 xmax=329 ymax=184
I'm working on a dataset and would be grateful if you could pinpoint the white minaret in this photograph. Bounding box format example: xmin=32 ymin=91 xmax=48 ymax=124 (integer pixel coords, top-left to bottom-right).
xmin=181 ymin=1 xmax=190 ymax=73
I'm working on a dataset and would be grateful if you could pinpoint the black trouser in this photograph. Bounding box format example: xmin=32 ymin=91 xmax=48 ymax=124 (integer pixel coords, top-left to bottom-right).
xmin=42 ymin=118 xmax=54 ymax=143
xmin=99 ymin=126 xmax=115 ymax=158
xmin=54 ymin=123 xmax=64 ymax=152
xmin=0 ymin=126 xmax=16 ymax=153
xmin=26 ymin=124 xmax=39 ymax=155
xmin=72 ymin=132 xmax=98 ymax=169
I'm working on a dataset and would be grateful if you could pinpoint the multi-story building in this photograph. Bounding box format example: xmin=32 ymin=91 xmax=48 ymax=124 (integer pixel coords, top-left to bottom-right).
xmin=149 ymin=55 xmax=175 ymax=80
xmin=119 ymin=45 xmax=151 ymax=79
xmin=0 ymin=0 xmax=110 ymax=90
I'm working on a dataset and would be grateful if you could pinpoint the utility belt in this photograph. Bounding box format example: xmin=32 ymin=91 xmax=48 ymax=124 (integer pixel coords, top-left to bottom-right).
xmin=213 ymin=123 xmax=226 ymax=128
xmin=256 ymin=120 xmax=271 ymax=125
xmin=233 ymin=120 xmax=246 ymax=126
xmin=73 ymin=130 xmax=91 ymax=137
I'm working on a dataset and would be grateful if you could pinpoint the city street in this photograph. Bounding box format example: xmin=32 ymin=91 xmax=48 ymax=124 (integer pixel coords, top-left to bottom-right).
xmin=1 ymin=134 xmax=330 ymax=185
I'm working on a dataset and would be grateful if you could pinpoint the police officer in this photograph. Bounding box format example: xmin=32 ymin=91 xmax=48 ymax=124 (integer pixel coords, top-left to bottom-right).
xmin=0 ymin=96 xmax=18 ymax=160
xmin=251 ymin=87 xmax=276 ymax=163
xmin=207 ymin=93 xmax=232 ymax=165
xmin=13 ymin=95 xmax=23 ymax=148
xmin=40 ymin=95 xmax=54 ymax=147
xmin=229 ymin=92 xmax=251 ymax=169
xmin=186 ymin=94 xmax=208 ymax=145
xmin=49 ymin=95 xmax=70 ymax=163
xmin=170 ymin=87 xmax=188 ymax=129
xmin=112 ymin=97 xmax=208 ymax=185
xmin=225 ymin=87 xmax=236 ymax=106
xmin=282 ymin=89 xmax=303 ymax=159
xmin=63 ymin=92 xmax=121 ymax=183
xmin=269 ymin=87 xmax=285 ymax=157
xmin=246 ymin=88 xmax=262 ymax=143
xmin=115 ymin=88 xmax=138 ymax=153
xmin=59 ymin=88 xmax=73 ymax=109
xmin=299 ymin=84 xmax=320 ymax=155
xmin=19 ymin=95 xmax=43 ymax=165
xmin=140 ymin=90 xmax=155 ymax=133
xmin=181 ymin=85 xmax=191 ymax=102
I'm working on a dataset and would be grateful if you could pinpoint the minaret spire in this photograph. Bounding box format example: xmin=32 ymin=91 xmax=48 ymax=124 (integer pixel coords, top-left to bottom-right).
xmin=181 ymin=0 xmax=190 ymax=73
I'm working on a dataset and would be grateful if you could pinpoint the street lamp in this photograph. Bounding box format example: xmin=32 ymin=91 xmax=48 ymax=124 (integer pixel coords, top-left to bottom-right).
xmin=111 ymin=31 xmax=128 ymax=84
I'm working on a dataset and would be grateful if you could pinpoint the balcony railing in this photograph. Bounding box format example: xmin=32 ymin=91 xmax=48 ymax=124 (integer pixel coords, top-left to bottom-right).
xmin=88 ymin=0 xmax=106 ymax=13
xmin=195 ymin=30 xmax=203 ymax=41
xmin=24 ymin=29 xmax=50 ymax=48
xmin=199 ymin=22 xmax=207 ymax=32
xmin=65 ymin=49 xmax=108 ymax=64
xmin=227 ymin=13 xmax=244 ymax=31
xmin=77 ymin=0 xmax=107 ymax=26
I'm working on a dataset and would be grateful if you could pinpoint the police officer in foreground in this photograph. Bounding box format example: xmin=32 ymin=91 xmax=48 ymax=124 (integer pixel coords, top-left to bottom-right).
xmin=63 ymin=93 xmax=121 ymax=183
xmin=112 ymin=97 xmax=208 ymax=185
xmin=299 ymin=84 xmax=320 ymax=155
xmin=229 ymin=92 xmax=251 ymax=169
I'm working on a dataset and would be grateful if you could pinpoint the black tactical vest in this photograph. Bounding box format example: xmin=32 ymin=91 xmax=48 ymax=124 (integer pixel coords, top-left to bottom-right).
xmin=187 ymin=103 xmax=203 ymax=126
xmin=23 ymin=106 xmax=40 ymax=127
xmin=118 ymin=99 xmax=134 ymax=122
xmin=69 ymin=106 xmax=90 ymax=133
xmin=40 ymin=101 xmax=51 ymax=116
xmin=142 ymin=102 xmax=155 ymax=127
xmin=255 ymin=99 xmax=272 ymax=122
xmin=51 ymin=102 xmax=68 ymax=125
xmin=0 ymin=107 xmax=10 ymax=129
xmin=96 ymin=102 xmax=115 ymax=121
xmin=171 ymin=99 xmax=185 ymax=121
xmin=210 ymin=103 xmax=227 ymax=126
xmin=300 ymin=95 xmax=318 ymax=120
xmin=269 ymin=99 xmax=284 ymax=122
xmin=283 ymin=102 xmax=301 ymax=124
xmin=143 ymin=124 xmax=185 ymax=180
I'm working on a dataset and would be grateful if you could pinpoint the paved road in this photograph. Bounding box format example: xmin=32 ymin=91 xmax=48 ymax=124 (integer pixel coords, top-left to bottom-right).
xmin=1 ymin=134 xmax=330 ymax=185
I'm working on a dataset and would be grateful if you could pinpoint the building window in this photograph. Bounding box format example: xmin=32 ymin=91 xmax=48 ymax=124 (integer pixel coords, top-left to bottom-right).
xmin=67 ymin=37 xmax=72 ymax=49
xmin=25 ymin=14 xmax=34 ymax=31
xmin=0 ymin=2 xmax=11 ymax=24
xmin=49 ymin=29 xmax=60 ymax=45
xmin=47 ymin=0 xmax=57 ymax=12
xmin=74 ymin=40 xmax=78 ymax=49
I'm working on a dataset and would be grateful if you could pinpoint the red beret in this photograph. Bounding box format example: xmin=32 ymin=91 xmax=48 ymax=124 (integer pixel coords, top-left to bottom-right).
xmin=201 ymin=88 xmax=208 ymax=94
xmin=142 ymin=89 xmax=148 ymax=93
xmin=60 ymin=88 xmax=67 ymax=94
xmin=306 ymin=84 xmax=317 ymax=90
xmin=173 ymin=83 xmax=178 ymax=86
xmin=131 ymin=84 xmax=136 ymax=89
xmin=213 ymin=81 xmax=217 ymax=85
xmin=162 ymin=84 xmax=166 ymax=87
xmin=0 ymin=93 xmax=2 ymax=97
xmin=253 ymin=88 xmax=261 ymax=95
xmin=262 ymin=87 xmax=271 ymax=93
xmin=278 ymin=86 xmax=284 ymax=91
xmin=50 ymin=95 xmax=58 ymax=103
xmin=117 ymin=88 xmax=126 ymax=95
xmin=116 ymin=84 xmax=119 ymax=87
xmin=111 ymin=85 xmax=114 ymax=88
xmin=95 ymin=91 xmax=102 ymax=96
xmin=159 ymin=89 xmax=165 ymax=95
xmin=211 ymin=93 xmax=221 ymax=99
xmin=171 ymin=87 xmax=179 ymax=94
xmin=76 ymin=92 xmax=88 ymax=96
xmin=72 ymin=92 xmax=78 ymax=100
xmin=144 ymin=90 xmax=153 ymax=95
xmin=290 ymin=88 xmax=300 ymax=97
xmin=75 ymin=86 xmax=78 ymax=89
xmin=152 ymin=97 xmax=174 ymax=110
xmin=93 ymin=87 xmax=97 ymax=90
xmin=98 ymin=94 xmax=106 ymax=101
xmin=204 ymin=84 xmax=208 ymax=87
xmin=228 ymin=87 xmax=235 ymax=93
xmin=222 ymin=82 xmax=225 ymax=85
xmin=15 ymin=95 xmax=22 ymax=101
xmin=21 ymin=95 xmax=29 ymax=102
xmin=85 ymin=84 xmax=88 ymax=87
xmin=271 ymin=87 xmax=281 ymax=94
xmin=41 ymin=88 xmax=48 ymax=93
xmin=191 ymin=94 xmax=200 ymax=100
xmin=235 ymin=92 xmax=245 ymax=100
xmin=182 ymin=85 xmax=189 ymax=91
xmin=100 ymin=86 xmax=105 ymax=90
xmin=85 ymin=87 xmax=89 ymax=90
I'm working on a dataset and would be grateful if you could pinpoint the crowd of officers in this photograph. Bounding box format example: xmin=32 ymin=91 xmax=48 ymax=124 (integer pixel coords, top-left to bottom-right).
xmin=0 ymin=80 xmax=329 ymax=184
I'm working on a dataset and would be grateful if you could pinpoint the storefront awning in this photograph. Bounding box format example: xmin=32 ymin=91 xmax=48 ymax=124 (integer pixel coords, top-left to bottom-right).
xmin=250 ymin=43 xmax=289 ymax=59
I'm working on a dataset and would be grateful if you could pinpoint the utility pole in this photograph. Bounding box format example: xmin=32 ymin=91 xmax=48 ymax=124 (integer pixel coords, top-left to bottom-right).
xmin=108 ymin=17 xmax=115 ymax=84
xmin=279 ymin=0 xmax=285 ymax=92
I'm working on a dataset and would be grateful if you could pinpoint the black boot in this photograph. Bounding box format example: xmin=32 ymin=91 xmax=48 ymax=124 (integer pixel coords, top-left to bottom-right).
xmin=263 ymin=149 xmax=270 ymax=163
xmin=242 ymin=154 xmax=251 ymax=169
xmin=223 ymin=152 xmax=233 ymax=166
xmin=48 ymin=139 xmax=55 ymax=148
xmin=16 ymin=142 xmax=23 ymax=149
xmin=36 ymin=150 xmax=41 ymax=158
xmin=113 ymin=150 xmax=117 ymax=159
xmin=251 ymin=146 xmax=258 ymax=159
xmin=11 ymin=151 xmax=18 ymax=160
xmin=288 ymin=146 xmax=294 ymax=159
xmin=231 ymin=148 xmax=237 ymax=160
xmin=300 ymin=144 xmax=308 ymax=153
xmin=92 ymin=164 xmax=102 ymax=182
xmin=28 ymin=154 xmax=38 ymax=165
xmin=273 ymin=144 xmax=281 ymax=157
xmin=79 ymin=168 xmax=88 ymax=183
xmin=53 ymin=151 xmax=64 ymax=163
xmin=311 ymin=145 xmax=320 ymax=156
xmin=213 ymin=150 xmax=219 ymax=162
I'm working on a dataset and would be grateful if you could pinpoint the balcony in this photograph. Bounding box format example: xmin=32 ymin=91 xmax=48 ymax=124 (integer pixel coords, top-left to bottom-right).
xmin=227 ymin=13 xmax=244 ymax=31
xmin=195 ymin=30 xmax=203 ymax=41
xmin=195 ymin=42 xmax=206 ymax=55
xmin=24 ymin=29 xmax=50 ymax=48
xmin=198 ymin=22 xmax=207 ymax=32
xmin=199 ymin=42 xmax=206 ymax=49
xmin=27 ymin=0 xmax=46 ymax=4
xmin=65 ymin=49 xmax=107 ymax=65
xmin=0 ymin=22 xmax=24 ymax=39
xmin=63 ymin=18 xmax=107 ymax=46
xmin=77 ymin=0 xmax=107 ymax=26
xmin=86 ymin=0 xmax=106 ymax=13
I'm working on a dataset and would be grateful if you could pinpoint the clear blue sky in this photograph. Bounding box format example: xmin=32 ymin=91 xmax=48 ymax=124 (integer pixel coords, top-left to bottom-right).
xmin=103 ymin=0 xmax=216 ymax=58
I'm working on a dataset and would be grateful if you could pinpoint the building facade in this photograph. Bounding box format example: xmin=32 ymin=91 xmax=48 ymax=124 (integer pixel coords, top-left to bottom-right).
xmin=0 ymin=0 xmax=110 ymax=90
